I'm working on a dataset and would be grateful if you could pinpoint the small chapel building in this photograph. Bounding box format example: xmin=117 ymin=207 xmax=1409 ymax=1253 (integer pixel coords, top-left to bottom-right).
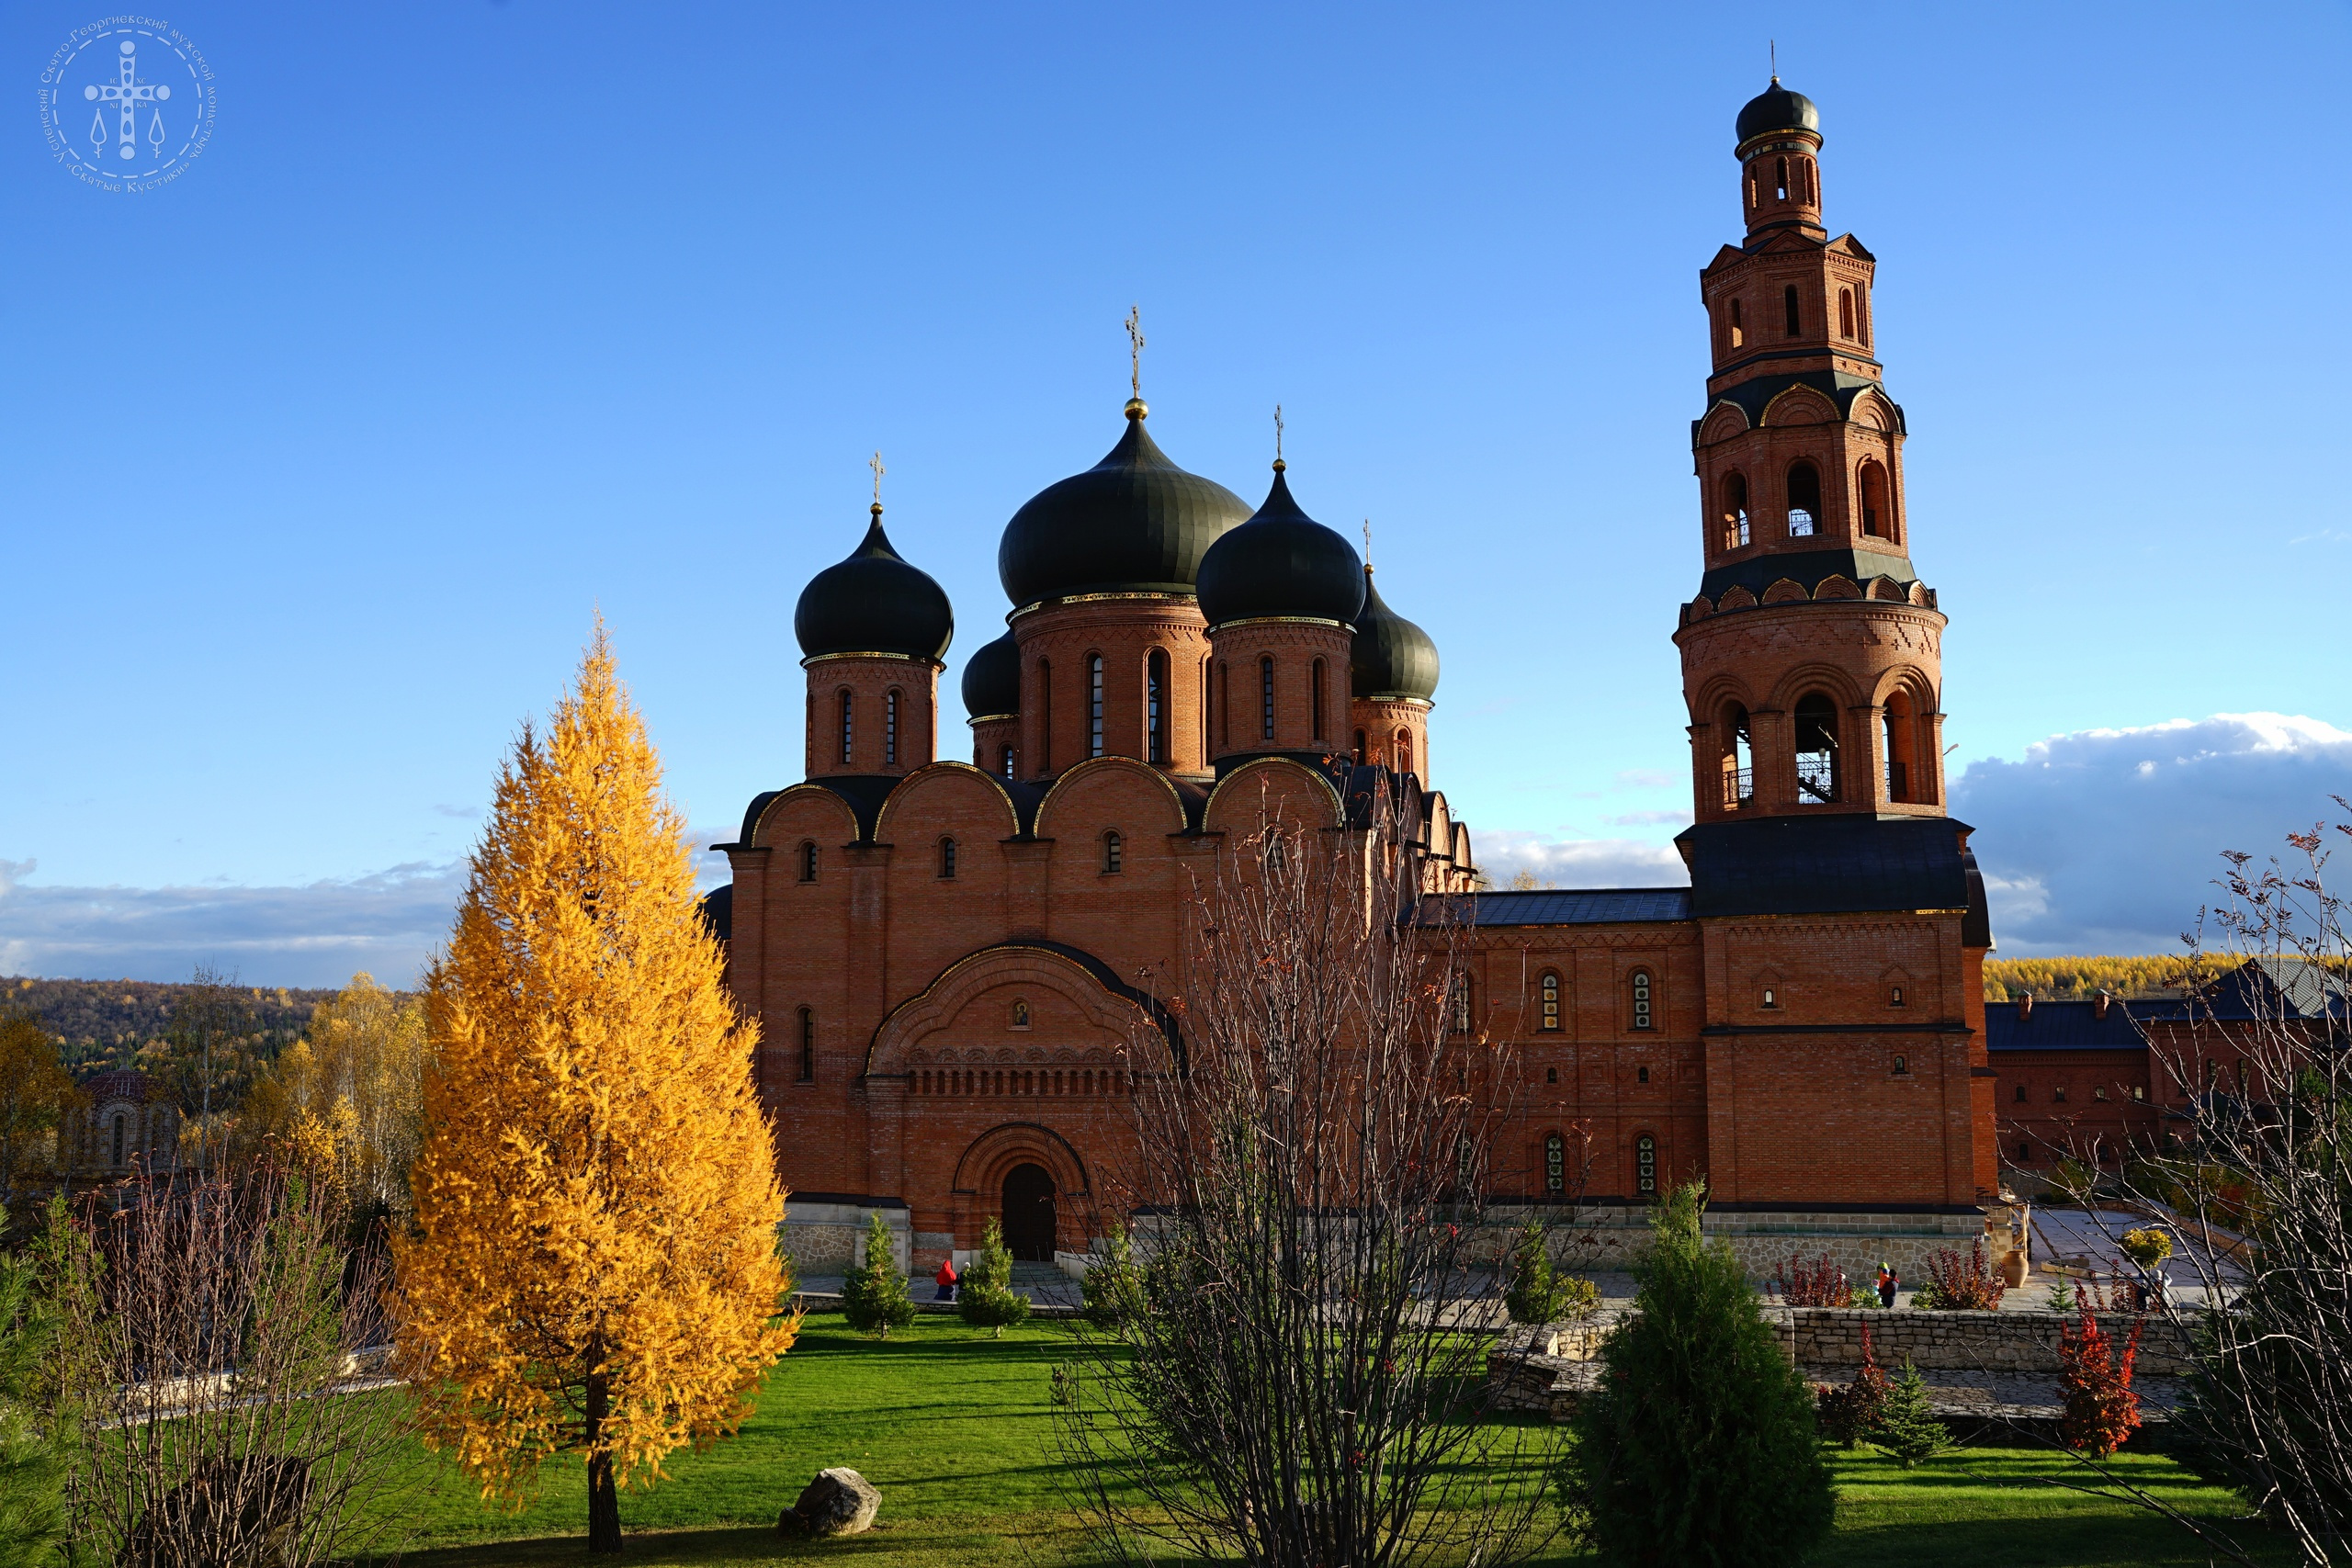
xmin=709 ymin=79 xmax=2001 ymax=1277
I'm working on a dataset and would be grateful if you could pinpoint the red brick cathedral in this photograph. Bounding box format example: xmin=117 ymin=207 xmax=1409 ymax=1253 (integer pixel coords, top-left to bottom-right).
xmin=710 ymin=80 xmax=1999 ymax=1273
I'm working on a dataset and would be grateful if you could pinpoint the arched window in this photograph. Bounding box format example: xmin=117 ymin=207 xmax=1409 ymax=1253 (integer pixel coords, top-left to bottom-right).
xmin=1794 ymin=692 xmax=1840 ymax=802
xmin=1636 ymin=1065 xmax=1650 ymax=1084
xmin=938 ymin=836 xmax=957 ymax=878
xmin=838 ymin=689 xmax=854 ymax=765
xmin=1201 ymin=656 xmax=1213 ymax=760
xmin=1544 ymin=1133 xmax=1566 ymax=1195
xmin=1545 ymin=1066 xmax=1558 ymax=1084
xmin=1102 ymin=829 xmax=1124 ymax=874
xmin=1216 ymin=661 xmax=1229 ymax=750
xmin=1775 ymin=155 xmax=1790 ymax=201
xmin=1147 ymin=649 xmax=1169 ymax=763
xmin=1894 ymin=1054 xmax=1910 ymax=1077
xmin=1310 ymin=658 xmax=1327 ymax=739
xmin=1540 ymin=971 xmax=1561 ymax=1031
xmin=1728 ymin=296 xmax=1745 ymax=348
xmin=1635 ymin=1133 xmax=1657 ymax=1194
xmin=111 ymin=1112 xmax=125 ymax=1167
xmin=1858 ymin=459 xmax=1891 ymax=539
xmin=1260 ymin=657 xmax=1276 ymax=742
xmin=1353 ymin=728 xmax=1366 ymax=763
xmin=1451 ymin=976 xmax=1473 ymax=1034
xmin=1396 ymin=730 xmax=1414 ymax=777
xmin=1001 ymin=744 xmax=1014 ymax=780
xmin=2017 ymin=1140 xmax=2032 ymax=1163
xmin=1088 ymin=654 xmax=1104 ymax=759
xmin=884 ymin=688 xmax=900 ymax=767
xmin=1721 ymin=703 xmax=1755 ymax=808
xmin=1037 ymin=660 xmax=1052 ymax=773
xmin=2015 ymin=1082 xmax=2028 ymax=1102
xmin=1889 ymin=981 xmax=1907 ymax=1008
xmin=798 ymin=840 xmax=819 ymax=883
xmin=1838 ymin=288 xmax=1857 ymax=339
xmin=1883 ymin=686 xmax=1918 ymax=804
xmin=1722 ymin=471 xmax=1750 ymax=549
xmin=797 ymin=1008 xmax=815 ymax=1082
xmin=1781 ymin=283 xmax=1801 ymax=338
xmin=1785 ymin=459 xmax=1821 ymax=536
xmin=1630 ymin=969 xmax=1653 ymax=1031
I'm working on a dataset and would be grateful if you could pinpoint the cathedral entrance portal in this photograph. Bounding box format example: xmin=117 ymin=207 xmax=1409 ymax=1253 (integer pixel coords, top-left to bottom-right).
xmin=1001 ymin=1163 xmax=1057 ymax=1261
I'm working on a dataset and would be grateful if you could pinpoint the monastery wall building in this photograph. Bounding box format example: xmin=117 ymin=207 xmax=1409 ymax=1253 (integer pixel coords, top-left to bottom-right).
xmin=708 ymin=80 xmax=2002 ymax=1277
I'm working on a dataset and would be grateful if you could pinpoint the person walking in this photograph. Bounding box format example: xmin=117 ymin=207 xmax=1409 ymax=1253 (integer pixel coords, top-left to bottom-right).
xmin=1876 ymin=1261 xmax=1898 ymax=1309
xmin=934 ymin=1255 xmax=959 ymax=1303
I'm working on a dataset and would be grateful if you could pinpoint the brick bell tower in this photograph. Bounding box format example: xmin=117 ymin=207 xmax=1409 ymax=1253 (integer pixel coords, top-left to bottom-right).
xmin=1671 ymin=79 xmax=1998 ymax=1209
xmin=1676 ymin=77 xmax=1946 ymax=824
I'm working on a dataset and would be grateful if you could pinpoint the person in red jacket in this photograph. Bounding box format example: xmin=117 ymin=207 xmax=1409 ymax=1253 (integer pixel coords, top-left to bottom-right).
xmin=934 ymin=1255 xmax=958 ymax=1303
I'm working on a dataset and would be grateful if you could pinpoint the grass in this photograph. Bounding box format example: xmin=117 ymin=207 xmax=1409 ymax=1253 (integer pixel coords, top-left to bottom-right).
xmin=356 ymin=1312 xmax=2291 ymax=1567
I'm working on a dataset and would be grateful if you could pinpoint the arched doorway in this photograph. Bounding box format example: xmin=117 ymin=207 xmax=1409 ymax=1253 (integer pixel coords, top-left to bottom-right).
xmin=1001 ymin=1163 xmax=1057 ymax=1262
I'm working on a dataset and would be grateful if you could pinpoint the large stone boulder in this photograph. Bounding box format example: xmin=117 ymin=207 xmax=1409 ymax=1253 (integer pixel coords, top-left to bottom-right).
xmin=777 ymin=1467 xmax=882 ymax=1539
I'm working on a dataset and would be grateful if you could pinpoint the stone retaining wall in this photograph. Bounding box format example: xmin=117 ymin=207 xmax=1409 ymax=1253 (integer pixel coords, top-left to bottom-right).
xmin=1766 ymin=1306 xmax=2195 ymax=1377
xmin=779 ymin=1202 xmax=910 ymax=1275
xmin=1498 ymin=1204 xmax=1997 ymax=1280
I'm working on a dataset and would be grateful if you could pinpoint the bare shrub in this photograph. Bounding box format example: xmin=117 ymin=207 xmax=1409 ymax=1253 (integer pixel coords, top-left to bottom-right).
xmin=1772 ymin=1252 xmax=1849 ymax=1308
xmin=42 ymin=1168 xmax=412 ymax=1564
xmin=1054 ymin=776 xmax=1560 ymax=1568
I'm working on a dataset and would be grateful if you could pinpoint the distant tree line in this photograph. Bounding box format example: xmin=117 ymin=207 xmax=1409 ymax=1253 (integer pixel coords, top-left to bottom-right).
xmin=0 ymin=976 xmax=338 ymax=1076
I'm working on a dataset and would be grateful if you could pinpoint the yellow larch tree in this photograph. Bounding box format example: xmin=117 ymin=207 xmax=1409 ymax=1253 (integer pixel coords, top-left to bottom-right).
xmin=393 ymin=626 xmax=793 ymax=1553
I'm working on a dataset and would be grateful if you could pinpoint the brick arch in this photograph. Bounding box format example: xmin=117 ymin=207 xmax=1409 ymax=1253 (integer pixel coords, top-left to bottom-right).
xmin=872 ymin=760 xmax=1024 ymax=842
xmin=1761 ymin=386 xmax=1838 ymax=425
xmin=1033 ymin=754 xmax=1193 ymax=841
xmin=749 ymin=783 xmax=863 ymax=848
xmin=1870 ymin=664 xmax=1940 ymax=713
xmin=1851 ymin=391 xmax=1899 ymax=432
xmin=1202 ymin=755 xmax=1347 ymax=834
xmin=863 ymin=941 xmax=1169 ymax=1078
xmin=1698 ymin=402 xmax=1749 ymax=445
xmin=1764 ymin=661 xmax=1868 ymax=713
xmin=951 ymin=1121 xmax=1093 ymax=1202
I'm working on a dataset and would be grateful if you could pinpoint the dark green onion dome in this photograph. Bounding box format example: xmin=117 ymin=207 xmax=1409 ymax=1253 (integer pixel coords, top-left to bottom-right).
xmin=1350 ymin=565 xmax=1439 ymax=702
xmin=794 ymin=505 xmax=955 ymax=661
xmin=960 ymin=629 xmax=1021 ymax=719
xmin=1195 ymin=464 xmax=1367 ymax=629
xmin=1736 ymin=78 xmax=1819 ymax=146
xmin=997 ymin=401 xmax=1255 ymax=609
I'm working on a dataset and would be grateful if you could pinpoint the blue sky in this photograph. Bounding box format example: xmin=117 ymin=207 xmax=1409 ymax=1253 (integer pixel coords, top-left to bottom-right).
xmin=3 ymin=2 xmax=2347 ymax=986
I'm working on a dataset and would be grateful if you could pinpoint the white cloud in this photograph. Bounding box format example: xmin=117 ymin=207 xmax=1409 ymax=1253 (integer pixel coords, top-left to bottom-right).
xmin=1473 ymin=829 xmax=1689 ymax=890
xmin=1952 ymin=713 xmax=2352 ymax=955
xmin=0 ymin=862 xmax=465 ymax=990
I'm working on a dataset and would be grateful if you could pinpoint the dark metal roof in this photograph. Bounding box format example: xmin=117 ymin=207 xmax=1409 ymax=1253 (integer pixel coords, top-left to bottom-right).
xmin=794 ymin=511 xmax=954 ymax=661
xmin=1984 ymin=998 xmax=2147 ymax=1053
xmin=698 ymin=884 xmax=733 ymax=945
xmin=1698 ymin=547 xmax=1920 ymax=604
xmin=1736 ymin=80 xmax=1820 ymax=147
xmin=1678 ymin=816 xmax=1986 ymax=929
xmin=1197 ymin=465 xmax=1365 ymax=629
xmin=960 ymin=629 xmax=1021 ymax=720
xmin=1351 ymin=566 xmax=1440 ymax=701
xmin=1464 ymin=888 xmax=1695 ymax=927
xmin=997 ymin=406 xmax=1252 ymax=608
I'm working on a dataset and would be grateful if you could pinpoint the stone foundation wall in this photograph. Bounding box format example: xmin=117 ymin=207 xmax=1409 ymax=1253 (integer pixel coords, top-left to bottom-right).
xmin=1511 ymin=1204 xmax=1996 ymax=1281
xmin=779 ymin=1201 xmax=910 ymax=1276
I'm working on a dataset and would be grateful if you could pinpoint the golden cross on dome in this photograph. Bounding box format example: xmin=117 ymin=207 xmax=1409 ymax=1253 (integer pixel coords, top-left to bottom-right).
xmin=869 ymin=450 xmax=885 ymax=511
xmin=1362 ymin=519 xmax=1373 ymax=569
xmin=1274 ymin=404 xmax=1284 ymax=464
xmin=1125 ymin=305 xmax=1145 ymax=399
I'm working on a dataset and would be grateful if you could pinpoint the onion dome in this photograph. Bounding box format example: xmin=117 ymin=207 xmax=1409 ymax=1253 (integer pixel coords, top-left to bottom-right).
xmin=997 ymin=401 xmax=1254 ymax=609
xmin=794 ymin=506 xmax=955 ymax=661
xmin=1195 ymin=464 xmax=1367 ymax=629
xmin=960 ymin=629 xmax=1021 ymax=720
xmin=1736 ymin=78 xmax=1819 ymax=146
xmin=1350 ymin=566 xmax=1440 ymax=702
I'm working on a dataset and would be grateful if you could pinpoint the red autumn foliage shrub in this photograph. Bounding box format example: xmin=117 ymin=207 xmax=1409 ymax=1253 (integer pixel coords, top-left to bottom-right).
xmin=2059 ymin=1304 xmax=2145 ymax=1458
xmin=1774 ymin=1252 xmax=1850 ymax=1308
xmin=1816 ymin=1323 xmax=1892 ymax=1448
xmin=1921 ymin=1239 xmax=2007 ymax=1311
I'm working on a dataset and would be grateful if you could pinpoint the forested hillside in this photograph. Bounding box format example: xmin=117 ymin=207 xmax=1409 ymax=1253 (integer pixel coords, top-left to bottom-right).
xmin=0 ymin=976 xmax=339 ymax=1076
xmin=1981 ymin=955 xmax=2226 ymax=1001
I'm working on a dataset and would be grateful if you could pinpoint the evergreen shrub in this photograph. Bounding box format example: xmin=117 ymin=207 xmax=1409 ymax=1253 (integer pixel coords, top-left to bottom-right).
xmin=1873 ymin=1361 xmax=1950 ymax=1469
xmin=958 ymin=1219 xmax=1031 ymax=1337
xmin=1815 ymin=1323 xmax=1890 ymax=1449
xmin=1559 ymin=1183 xmax=1833 ymax=1567
xmin=841 ymin=1211 xmax=917 ymax=1337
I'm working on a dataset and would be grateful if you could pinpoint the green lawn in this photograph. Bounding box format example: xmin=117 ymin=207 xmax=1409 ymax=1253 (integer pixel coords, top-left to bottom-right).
xmin=356 ymin=1313 xmax=2290 ymax=1567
